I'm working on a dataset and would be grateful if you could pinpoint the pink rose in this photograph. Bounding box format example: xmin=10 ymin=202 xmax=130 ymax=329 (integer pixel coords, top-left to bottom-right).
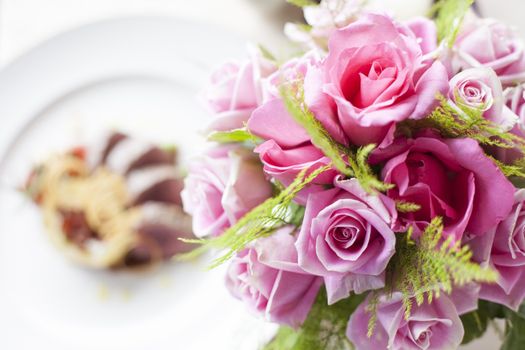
xmin=284 ymin=0 xmax=364 ymax=51
xmin=469 ymin=189 xmax=525 ymax=310
xmin=449 ymin=67 xmax=518 ymax=131
xmin=370 ymin=135 xmax=515 ymax=241
xmin=296 ymin=177 xmax=397 ymax=304
xmin=181 ymin=146 xmax=272 ymax=237
xmin=347 ymin=293 xmax=464 ymax=350
xmin=304 ymin=13 xmax=449 ymax=146
xmin=225 ymin=226 xmax=322 ymax=328
xmin=496 ymin=84 xmax=525 ymax=163
xmin=204 ymin=49 xmax=277 ymax=131
xmin=248 ymin=55 xmax=338 ymax=205
xmin=455 ymin=18 xmax=525 ymax=85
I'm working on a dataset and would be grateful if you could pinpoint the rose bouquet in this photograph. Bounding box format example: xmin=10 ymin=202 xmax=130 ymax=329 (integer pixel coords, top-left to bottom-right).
xmin=180 ymin=0 xmax=525 ymax=349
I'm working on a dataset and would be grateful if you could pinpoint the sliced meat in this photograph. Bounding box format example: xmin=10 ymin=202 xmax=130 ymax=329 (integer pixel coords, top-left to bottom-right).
xmin=126 ymin=165 xmax=178 ymax=198
xmin=125 ymin=147 xmax=175 ymax=174
xmin=122 ymin=204 xmax=195 ymax=267
xmin=132 ymin=178 xmax=184 ymax=206
xmin=100 ymin=132 xmax=127 ymax=164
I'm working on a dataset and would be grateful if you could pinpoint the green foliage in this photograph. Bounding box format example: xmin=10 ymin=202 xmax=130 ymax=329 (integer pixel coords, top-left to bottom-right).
xmin=257 ymin=44 xmax=278 ymax=63
xmin=502 ymin=306 xmax=525 ymax=350
xmin=461 ymin=300 xmax=506 ymax=345
xmin=280 ymin=84 xmax=392 ymax=193
xmin=400 ymin=95 xmax=525 ymax=178
xmin=281 ymin=84 xmax=352 ymax=177
xmin=207 ymin=128 xmax=261 ymax=145
xmin=395 ymin=200 xmax=422 ymax=213
xmin=264 ymin=290 xmax=364 ymax=350
xmin=346 ymin=144 xmax=394 ymax=192
xmin=431 ymin=0 xmax=474 ymax=46
xmin=286 ymin=0 xmax=318 ymax=8
xmin=177 ymin=164 xmax=331 ymax=268
xmin=367 ymin=217 xmax=498 ymax=335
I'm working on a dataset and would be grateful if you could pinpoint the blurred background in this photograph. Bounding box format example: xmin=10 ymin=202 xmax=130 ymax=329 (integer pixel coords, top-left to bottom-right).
xmin=1 ymin=0 xmax=523 ymax=66
xmin=0 ymin=0 xmax=519 ymax=64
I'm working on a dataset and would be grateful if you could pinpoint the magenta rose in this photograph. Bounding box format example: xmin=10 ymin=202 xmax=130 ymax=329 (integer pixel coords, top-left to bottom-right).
xmin=181 ymin=146 xmax=272 ymax=237
xmin=248 ymin=54 xmax=338 ymax=204
xmin=370 ymin=135 xmax=515 ymax=241
xmin=469 ymin=189 xmax=525 ymax=310
xmin=347 ymin=293 xmax=464 ymax=350
xmin=455 ymin=18 xmax=525 ymax=85
xmin=449 ymin=67 xmax=518 ymax=131
xmin=225 ymin=226 xmax=322 ymax=328
xmin=304 ymin=13 xmax=449 ymax=146
xmin=204 ymin=48 xmax=277 ymax=132
xmin=296 ymin=177 xmax=396 ymax=304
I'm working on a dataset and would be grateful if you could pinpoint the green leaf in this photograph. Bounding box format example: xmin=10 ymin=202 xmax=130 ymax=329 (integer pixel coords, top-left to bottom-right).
xmin=431 ymin=0 xmax=474 ymax=47
xmin=286 ymin=0 xmax=318 ymax=7
xmin=264 ymin=290 xmax=364 ymax=350
xmin=258 ymin=45 xmax=277 ymax=62
xmin=208 ymin=128 xmax=261 ymax=144
xmin=502 ymin=308 xmax=525 ymax=350
xmin=461 ymin=303 xmax=489 ymax=344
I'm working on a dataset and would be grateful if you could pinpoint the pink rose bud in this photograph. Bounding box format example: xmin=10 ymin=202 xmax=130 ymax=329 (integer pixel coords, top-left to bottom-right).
xmin=449 ymin=67 xmax=518 ymax=131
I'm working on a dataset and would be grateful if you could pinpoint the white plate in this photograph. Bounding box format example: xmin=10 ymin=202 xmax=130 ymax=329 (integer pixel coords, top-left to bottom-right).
xmin=0 ymin=17 xmax=276 ymax=350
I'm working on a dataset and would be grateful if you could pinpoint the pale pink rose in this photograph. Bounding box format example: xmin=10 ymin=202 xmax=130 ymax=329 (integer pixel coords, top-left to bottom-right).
xmin=347 ymin=293 xmax=464 ymax=350
xmin=262 ymin=51 xmax=320 ymax=102
xmin=406 ymin=17 xmax=438 ymax=55
xmin=181 ymin=146 xmax=272 ymax=238
xmin=455 ymin=18 xmax=525 ymax=85
xmin=204 ymin=49 xmax=277 ymax=131
xmin=248 ymin=56 xmax=338 ymax=205
xmin=370 ymin=135 xmax=515 ymax=241
xmin=225 ymin=226 xmax=322 ymax=328
xmin=496 ymin=84 xmax=525 ymax=163
xmin=296 ymin=177 xmax=397 ymax=304
xmin=449 ymin=67 xmax=518 ymax=131
xmin=304 ymin=13 xmax=449 ymax=146
xmin=469 ymin=189 xmax=525 ymax=311
xmin=284 ymin=0 xmax=365 ymax=51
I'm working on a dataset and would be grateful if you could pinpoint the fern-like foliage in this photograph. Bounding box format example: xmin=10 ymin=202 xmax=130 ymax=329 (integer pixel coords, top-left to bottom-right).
xmin=395 ymin=200 xmax=422 ymax=213
xmin=280 ymin=84 xmax=352 ymax=177
xmin=280 ymin=83 xmax=392 ymax=193
xmin=286 ymin=0 xmax=318 ymax=8
xmin=264 ymin=290 xmax=364 ymax=350
xmin=431 ymin=0 xmax=474 ymax=47
xmin=367 ymin=217 xmax=498 ymax=336
xmin=207 ymin=128 xmax=262 ymax=145
xmin=177 ymin=164 xmax=330 ymax=268
xmin=400 ymin=95 xmax=525 ymax=178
